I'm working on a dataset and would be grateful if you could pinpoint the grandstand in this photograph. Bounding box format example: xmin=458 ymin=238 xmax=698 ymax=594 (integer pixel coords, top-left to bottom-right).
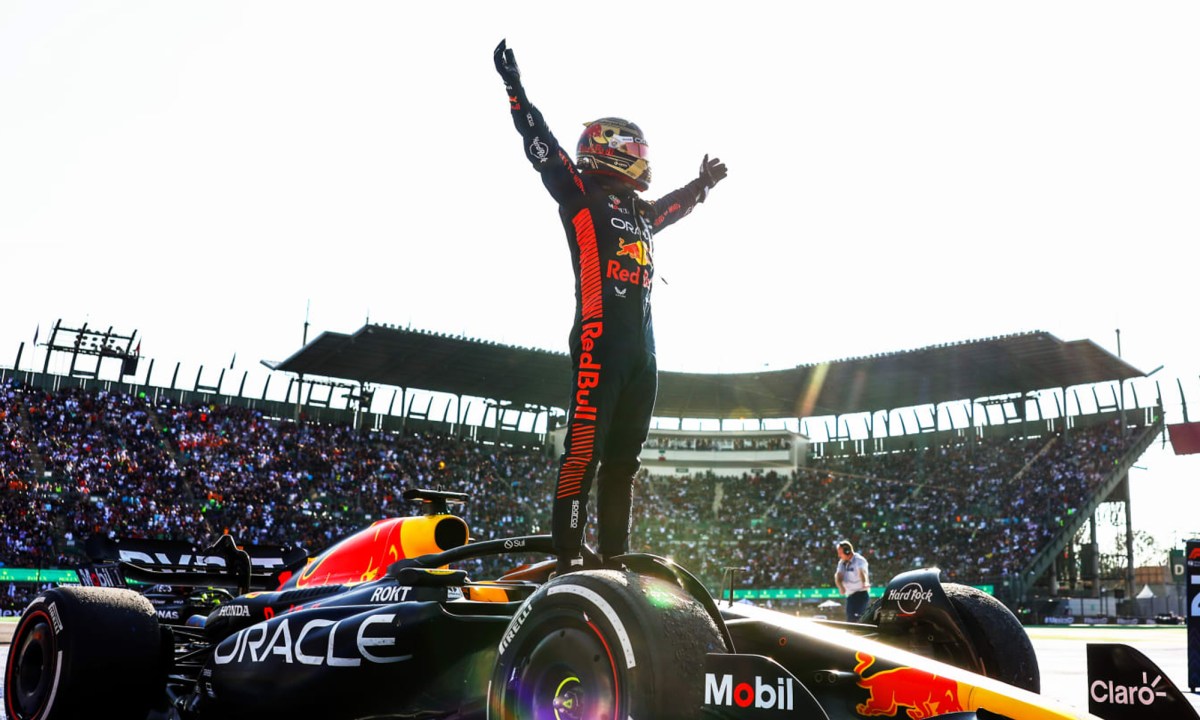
xmin=0 ymin=323 xmax=1177 ymax=620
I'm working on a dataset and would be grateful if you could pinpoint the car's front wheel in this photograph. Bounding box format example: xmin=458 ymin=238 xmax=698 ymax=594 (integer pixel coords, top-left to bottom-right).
xmin=943 ymin=583 xmax=1040 ymax=692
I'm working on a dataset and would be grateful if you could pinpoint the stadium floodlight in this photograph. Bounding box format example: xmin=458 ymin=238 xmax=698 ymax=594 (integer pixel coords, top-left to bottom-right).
xmin=39 ymin=319 xmax=140 ymax=379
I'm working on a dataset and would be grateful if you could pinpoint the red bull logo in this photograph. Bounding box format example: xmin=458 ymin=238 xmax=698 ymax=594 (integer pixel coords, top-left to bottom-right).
xmin=854 ymin=652 xmax=962 ymax=719
xmin=606 ymin=260 xmax=649 ymax=288
xmin=616 ymin=238 xmax=651 ymax=266
xmin=557 ymin=321 xmax=603 ymax=500
xmin=293 ymin=515 xmax=465 ymax=588
xmin=582 ymin=121 xmax=606 ymax=145
xmin=608 ymin=238 xmax=652 ymax=288
xmin=654 ymin=201 xmax=684 ymax=227
xmin=573 ymin=321 xmax=603 ymax=421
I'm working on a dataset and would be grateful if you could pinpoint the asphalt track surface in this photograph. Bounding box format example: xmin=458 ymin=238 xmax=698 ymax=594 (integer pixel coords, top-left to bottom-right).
xmin=1028 ymin=625 xmax=1199 ymax=716
xmin=0 ymin=621 xmax=1196 ymax=719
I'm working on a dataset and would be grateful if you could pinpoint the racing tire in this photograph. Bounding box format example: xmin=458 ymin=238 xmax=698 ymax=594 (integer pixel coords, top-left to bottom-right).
xmin=488 ymin=568 xmax=728 ymax=720
xmin=943 ymin=583 xmax=1040 ymax=693
xmin=4 ymin=586 xmax=164 ymax=720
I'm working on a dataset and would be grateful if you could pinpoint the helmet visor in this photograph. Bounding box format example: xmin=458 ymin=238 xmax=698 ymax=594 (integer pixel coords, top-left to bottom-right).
xmin=609 ymin=135 xmax=649 ymax=159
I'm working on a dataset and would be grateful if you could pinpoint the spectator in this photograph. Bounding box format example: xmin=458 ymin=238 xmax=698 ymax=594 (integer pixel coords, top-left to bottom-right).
xmin=834 ymin=539 xmax=871 ymax=622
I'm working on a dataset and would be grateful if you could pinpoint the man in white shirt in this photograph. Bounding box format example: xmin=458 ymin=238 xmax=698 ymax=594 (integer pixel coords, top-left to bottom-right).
xmin=834 ymin=539 xmax=871 ymax=622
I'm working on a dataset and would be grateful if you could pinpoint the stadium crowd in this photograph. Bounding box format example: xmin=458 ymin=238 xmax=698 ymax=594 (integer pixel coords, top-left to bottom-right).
xmin=0 ymin=378 xmax=1136 ymax=614
xmin=633 ymin=420 xmax=1130 ymax=590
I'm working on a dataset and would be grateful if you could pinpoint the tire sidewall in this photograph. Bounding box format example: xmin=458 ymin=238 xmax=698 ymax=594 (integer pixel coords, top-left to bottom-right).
xmin=4 ymin=601 xmax=63 ymax=720
xmin=489 ymin=569 xmax=724 ymax=720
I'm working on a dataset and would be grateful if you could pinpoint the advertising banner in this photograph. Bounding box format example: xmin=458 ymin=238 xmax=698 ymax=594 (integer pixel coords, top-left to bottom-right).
xmin=1187 ymin=539 xmax=1200 ymax=691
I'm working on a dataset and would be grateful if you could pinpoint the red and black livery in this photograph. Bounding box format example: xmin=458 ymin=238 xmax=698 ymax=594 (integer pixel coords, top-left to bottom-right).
xmin=6 ymin=488 xmax=1198 ymax=720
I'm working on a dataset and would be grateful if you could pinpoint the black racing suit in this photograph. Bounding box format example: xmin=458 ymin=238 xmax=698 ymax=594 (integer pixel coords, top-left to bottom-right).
xmin=504 ymin=85 xmax=711 ymax=563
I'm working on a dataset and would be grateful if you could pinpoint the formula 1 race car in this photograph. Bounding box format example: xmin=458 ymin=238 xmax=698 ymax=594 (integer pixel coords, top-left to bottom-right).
xmin=5 ymin=489 xmax=1197 ymax=720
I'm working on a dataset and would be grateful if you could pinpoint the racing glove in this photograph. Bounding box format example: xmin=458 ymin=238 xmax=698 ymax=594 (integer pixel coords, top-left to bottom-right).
xmin=494 ymin=39 xmax=522 ymax=94
xmin=697 ymin=154 xmax=727 ymax=202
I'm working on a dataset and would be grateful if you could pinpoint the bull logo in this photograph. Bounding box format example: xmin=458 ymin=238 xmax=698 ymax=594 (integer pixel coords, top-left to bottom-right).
xmin=616 ymin=238 xmax=651 ymax=266
xmin=854 ymin=652 xmax=963 ymax=719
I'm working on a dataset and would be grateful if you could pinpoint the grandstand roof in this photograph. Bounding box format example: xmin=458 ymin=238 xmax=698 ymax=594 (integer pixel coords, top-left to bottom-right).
xmin=270 ymin=325 xmax=1146 ymax=420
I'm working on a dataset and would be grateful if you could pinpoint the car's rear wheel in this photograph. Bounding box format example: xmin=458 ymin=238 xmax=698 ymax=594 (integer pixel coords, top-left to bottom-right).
xmin=4 ymin=586 xmax=164 ymax=720
xmin=488 ymin=568 xmax=728 ymax=720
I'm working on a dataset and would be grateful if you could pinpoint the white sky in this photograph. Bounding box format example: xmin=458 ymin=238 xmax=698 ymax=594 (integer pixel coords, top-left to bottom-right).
xmin=1 ymin=2 xmax=1197 ymax=552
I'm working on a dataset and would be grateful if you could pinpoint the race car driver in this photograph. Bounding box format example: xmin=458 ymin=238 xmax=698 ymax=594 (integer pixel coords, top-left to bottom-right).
xmin=494 ymin=40 xmax=727 ymax=575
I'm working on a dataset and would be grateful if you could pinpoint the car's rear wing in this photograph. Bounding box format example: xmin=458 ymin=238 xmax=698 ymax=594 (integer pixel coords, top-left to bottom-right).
xmin=79 ymin=533 xmax=308 ymax=594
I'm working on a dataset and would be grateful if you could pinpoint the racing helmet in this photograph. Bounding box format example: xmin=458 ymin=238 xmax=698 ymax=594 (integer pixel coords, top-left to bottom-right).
xmin=576 ymin=117 xmax=651 ymax=191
